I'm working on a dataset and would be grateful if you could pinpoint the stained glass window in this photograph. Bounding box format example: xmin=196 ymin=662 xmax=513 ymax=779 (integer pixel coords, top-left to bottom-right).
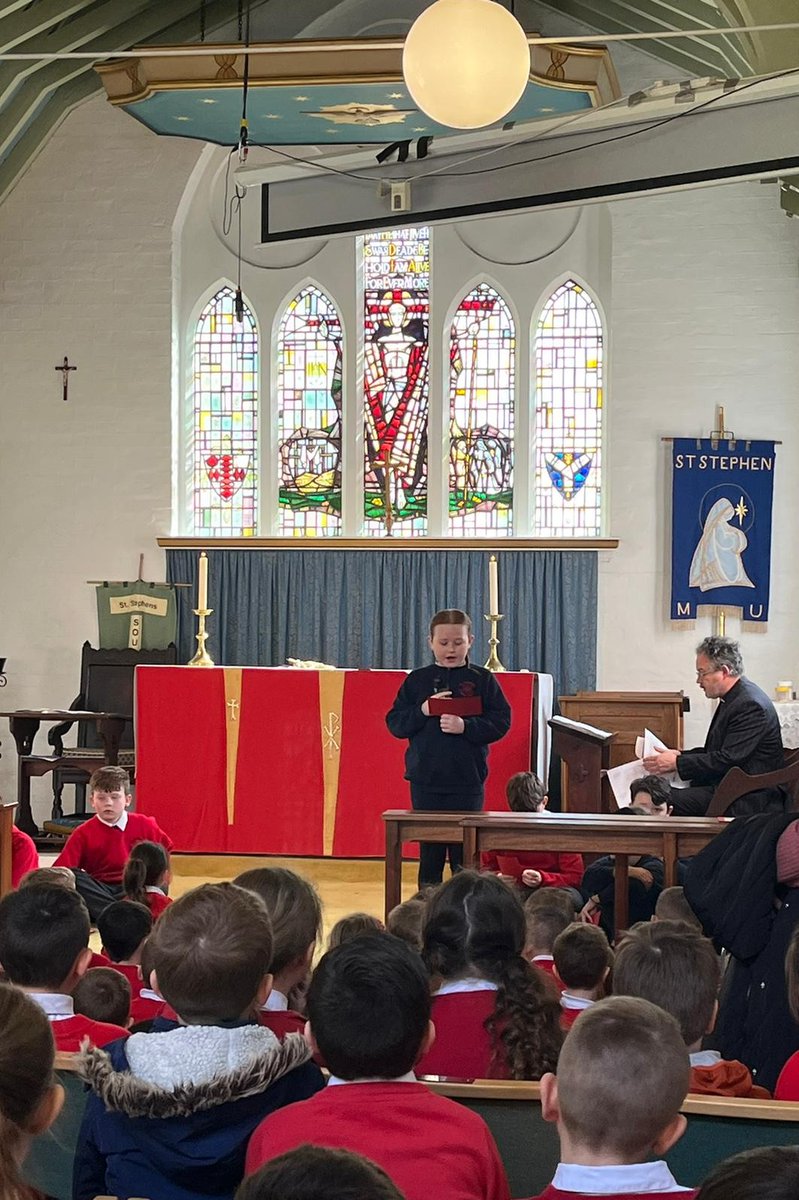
xmin=191 ymin=285 xmax=258 ymax=536
xmin=534 ymin=280 xmax=603 ymax=536
xmin=362 ymin=226 xmax=430 ymax=536
xmin=448 ymin=284 xmax=515 ymax=534
xmin=277 ymin=285 xmax=343 ymax=536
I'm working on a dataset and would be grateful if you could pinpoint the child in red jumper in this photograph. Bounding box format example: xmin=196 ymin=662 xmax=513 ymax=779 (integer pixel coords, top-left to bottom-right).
xmin=482 ymin=773 xmax=583 ymax=896
xmin=11 ymin=824 xmax=38 ymax=887
xmin=96 ymin=899 xmax=163 ymax=1024
xmin=774 ymin=924 xmax=799 ymax=1099
xmin=234 ymin=866 xmax=323 ymax=1039
xmin=54 ymin=765 xmax=173 ymax=922
xmin=528 ymin=996 xmax=695 ymax=1200
xmin=416 ymin=870 xmax=562 ymax=1080
xmin=245 ymin=932 xmax=511 ymax=1200
xmin=122 ymin=839 xmax=172 ymax=918
xmin=239 ymin=1146 xmax=405 ymax=1200
xmin=552 ymin=923 xmax=612 ymax=1030
xmin=0 ymin=884 xmax=128 ymax=1052
xmin=524 ymin=899 xmax=572 ymax=986
xmin=613 ymin=921 xmax=770 ymax=1099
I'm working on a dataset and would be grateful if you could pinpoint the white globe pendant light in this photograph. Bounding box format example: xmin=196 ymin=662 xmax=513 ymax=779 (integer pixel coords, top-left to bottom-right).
xmin=402 ymin=0 xmax=531 ymax=130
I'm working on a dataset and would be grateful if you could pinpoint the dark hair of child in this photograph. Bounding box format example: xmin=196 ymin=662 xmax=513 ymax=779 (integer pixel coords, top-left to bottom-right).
xmin=87 ymin=764 xmax=131 ymax=795
xmin=696 ymin=1147 xmax=799 ymax=1200
xmin=0 ymin=984 xmax=59 ymax=1200
xmin=525 ymin=903 xmax=572 ymax=956
xmin=553 ymin=924 xmax=613 ymax=991
xmin=307 ymin=932 xmax=430 ymax=1080
xmin=236 ymin=1145 xmax=404 ymax=1200
xmin=97 ymin=900 xmax=153 ymax=962
xmin=387 ymin=897 xmax=426 ymax=952
xmin=655 ymin=886 xmax=702 ymax=930
xmin=0 ymin=885 xmax=89 ymax=989
xmin=233 ymin=867 xmax=322 ymax=976
xmin=147 ymin=882 xmax=273 ymax=1023
xmin=73 ymin=967 xmax=131 ymax=1028
xmin=613 ymin=919 xmax=721 ymax=1047
xmin=123 ymin=840 xmax=170 ymax=907
xmin=423 ymin=870 xmax=562 ymax=1079
xmin=327 ymin=913 xmax=384 ymax=950
xmin=787 ymin=925 xmax=799 ymax=1024
xmin=429 ymin=608 xmax=472 ymax=636
xmin=506 ymin=772 xmax=546 ymax=812
xmin=18 ymin=866 xmax=76 ymax=890
xmin=629 ymin=775 xmax=671 ymax=807
xmin=524 ymin=888 xmax=576 ymax=919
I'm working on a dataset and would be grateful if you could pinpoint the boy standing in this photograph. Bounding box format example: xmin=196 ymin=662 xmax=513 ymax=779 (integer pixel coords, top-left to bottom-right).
xmin=55 ymin=765 xmax=173 ymax=921
xmin=530 ymin=996 xmax=696 ymax=1199
xmin=245 ymin=932 xmax=511 ymax=1200
xmin=74 ymin=882 xmax=324 ymax=1200
xmin=386 ymin=608 xmax=511 ymax=887
xmin=0 ymin=885 xmax=129 ymax=1051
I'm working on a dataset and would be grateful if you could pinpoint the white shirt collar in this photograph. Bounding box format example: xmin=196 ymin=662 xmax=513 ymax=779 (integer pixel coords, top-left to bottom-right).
xmin=690 ymin=1049 xmax=722 ymax=1067
xmin=433 ymin=978 xmax=499 ymax=997
xmin=145 ymin=885 xmax=165 ymax=895
xmin=262 ymin=989 xmax=289 ymax=1012
xmin=561 ymin=993 xmax=595 ymax=1011
xmin=28 ymin=991 xmax=75 ymax=1022
xmin=532 ymin=955 xmax=554 ymax=964
xmin=553 ymin=1162 xmax=693 ymax=1194
xmin=96 ymin=810 xmax=128 ymax=831
xmin=139 ymin=987 xmax=164 ymax=1003
xmin=327 ymin=1072 xmax=417 ymax=1086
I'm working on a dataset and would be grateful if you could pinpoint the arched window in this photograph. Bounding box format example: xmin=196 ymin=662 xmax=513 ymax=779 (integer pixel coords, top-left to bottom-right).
xmin=277 ymin=285 xmax=343 ymax=536
xmin=448 ymin=283 xmax=515 ymax=534
xmin=191 ymin=285 xmax=258 ymax=536
xmin=362 ymin=226 xmax=430 ymax=536
xmin=534 ymin=280 xmax=603 ymax=536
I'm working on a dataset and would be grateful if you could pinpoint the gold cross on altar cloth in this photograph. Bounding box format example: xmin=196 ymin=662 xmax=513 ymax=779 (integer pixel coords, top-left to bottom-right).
xmin=227 ymin=698 xmax=239 ymax=721
xmin=323 ymin=711 xmax=341 ymax=757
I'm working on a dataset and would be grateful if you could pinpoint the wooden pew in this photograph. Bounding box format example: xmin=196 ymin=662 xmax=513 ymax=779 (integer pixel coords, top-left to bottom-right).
xmin=423 ymin=1078 xmax=799 ymax=1199
xmin=0 ymin=801 xmax=16 ymax=896
xmin=24 ymin=1052 xmax=87 ymax=1200
xmin=382 ymin=810 xmax=474 ymax=919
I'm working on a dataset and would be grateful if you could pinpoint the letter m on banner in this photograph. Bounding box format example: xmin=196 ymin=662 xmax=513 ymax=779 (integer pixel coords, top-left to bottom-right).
xmin=671 ymin=439 xmax=777 ymax=624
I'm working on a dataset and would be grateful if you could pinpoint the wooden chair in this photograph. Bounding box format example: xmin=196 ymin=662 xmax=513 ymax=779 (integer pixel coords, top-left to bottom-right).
xmin=45 ymin=641 xmax=176 ymax=822
xmin=706 ymin=747 xmax=799 ymax=817
xmin=24 ymin=1053 xmax=87 ymax=1200
xmin=422 ymin=1078 xmax=799 ymax=1197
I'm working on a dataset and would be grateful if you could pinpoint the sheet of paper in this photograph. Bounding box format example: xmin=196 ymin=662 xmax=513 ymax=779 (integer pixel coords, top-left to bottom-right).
xmin=607 ymin=759 xmax=647 ymax=808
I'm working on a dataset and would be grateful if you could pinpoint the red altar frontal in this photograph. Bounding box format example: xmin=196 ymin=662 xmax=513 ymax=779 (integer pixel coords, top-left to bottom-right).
xmin=134 ymin=667 xmax=541 ymax=858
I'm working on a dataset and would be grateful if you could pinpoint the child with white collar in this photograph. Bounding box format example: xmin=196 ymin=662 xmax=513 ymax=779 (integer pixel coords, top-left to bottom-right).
xmin=530 ymin=996 xmax=696 ymax=1200
xmin=552 ymin=923 xmax=612 ymax=1030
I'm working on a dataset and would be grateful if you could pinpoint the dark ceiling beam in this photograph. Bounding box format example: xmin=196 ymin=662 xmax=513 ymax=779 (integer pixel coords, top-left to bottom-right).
xmin=0 ymin=1 xmax=99 ymax=52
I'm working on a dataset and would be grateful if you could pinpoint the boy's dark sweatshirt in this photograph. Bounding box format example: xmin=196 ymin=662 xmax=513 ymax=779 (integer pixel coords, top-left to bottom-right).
xmin=73 ymin=1020 xmax=324 ymax=1200
xmin=386 ymin=662 xmax=511 ymax=794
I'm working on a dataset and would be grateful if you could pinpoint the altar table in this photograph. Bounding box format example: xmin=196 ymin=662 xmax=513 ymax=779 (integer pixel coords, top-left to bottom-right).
xmin=135 ymin=667 xmax=547 ymax=858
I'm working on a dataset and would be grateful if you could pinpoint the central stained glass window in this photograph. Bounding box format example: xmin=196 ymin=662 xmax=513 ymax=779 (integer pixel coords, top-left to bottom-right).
xmin=362 ymin=226 xmax=430 ymax=536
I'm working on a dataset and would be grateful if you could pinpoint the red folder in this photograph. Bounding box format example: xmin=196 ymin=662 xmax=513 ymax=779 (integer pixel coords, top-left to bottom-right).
xmin=428 ymin=696 xmax=483 ymax=717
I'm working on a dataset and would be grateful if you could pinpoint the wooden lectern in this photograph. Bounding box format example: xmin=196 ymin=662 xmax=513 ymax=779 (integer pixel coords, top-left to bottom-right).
xmin=550 ymin=716 xmax=615 ymax=814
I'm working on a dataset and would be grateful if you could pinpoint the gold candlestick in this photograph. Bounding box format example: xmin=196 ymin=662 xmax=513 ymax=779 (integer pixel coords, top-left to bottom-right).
xmin=484 ymin=613 xmax=506 ymax=672
xmin=188 ymin=607 xmax=215 ymax=667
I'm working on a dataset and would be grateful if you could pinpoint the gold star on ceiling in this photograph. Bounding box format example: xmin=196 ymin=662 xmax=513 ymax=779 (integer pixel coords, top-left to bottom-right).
xmin=200 ymin=98 xmax=217 ymax=105
xmin=294 ymin=95 xmax=310 ymax=101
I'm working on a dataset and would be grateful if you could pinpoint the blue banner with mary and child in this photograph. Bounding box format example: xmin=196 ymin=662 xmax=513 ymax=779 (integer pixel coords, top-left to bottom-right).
xmin=671 ymin=439 xmax=777 ymax=624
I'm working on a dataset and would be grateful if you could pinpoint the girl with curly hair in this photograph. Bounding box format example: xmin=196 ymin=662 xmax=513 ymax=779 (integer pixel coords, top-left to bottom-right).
xmin=417 ymin=870 xmax=563 ymax=1080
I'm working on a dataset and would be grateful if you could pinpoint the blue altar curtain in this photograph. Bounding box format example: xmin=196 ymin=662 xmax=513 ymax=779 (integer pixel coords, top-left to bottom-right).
xmin=166 ymin=549 xmax=597 ymax=696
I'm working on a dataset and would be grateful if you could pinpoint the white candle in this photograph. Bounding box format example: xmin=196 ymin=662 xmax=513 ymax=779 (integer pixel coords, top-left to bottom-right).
xmin=489 ymin=555 xmax=499 ymax=614
xmin=198 ymin=552 xmax=208 ymax=611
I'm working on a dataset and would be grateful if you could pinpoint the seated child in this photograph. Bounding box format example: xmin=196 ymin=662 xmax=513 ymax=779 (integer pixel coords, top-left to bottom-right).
xmin=481 ymin=773 xmax=583 ymax=895
xmin=613 ymin=921 xmax=769 ymax=1099
xmin=54 ymin=765 xmax=173 ymax=922
xmin=524 ymin=901 xmax=572 ymax=984
xmin=327 ymin=913 xmax=385 ymax=949
xmin=123 ymin=839 xmax=172 ymax=918
xmin=96 ymin=899 xmax=156 ymax=1018
xmin=11 ymin=824 xmax=38 ymax=887
xmin=387 ymin=895 xmax=427 ymax=952
xmin=19 ymin=865 xmax=111 ymax=969
xmin=417 ymin=870 xmax=562 ymax=1080
xmin=654 ymin=887 xmax=702 ymax=931
xmin=245 ymin=932 xmax=511 ymax=1200
xmin=234 ymin=867 xmax=323 ymax=1037
xmin=238 ymin=1145 xmax=405 ymax=1200
xmin=696 ymin=1147 xmax=799 ymax=1200
xmin=774 ymin=924 xmax=799 ymax=1099
xmin=579 ymin=790 xmax=668 ymax=933
xmin=74 ymin=881 xmax=325 ymax=1200
xmin=529 ymin=995 xmax=695 ymax=1200
xmin=552 ymin=924 xmax=612 ymax=1029
xmin=74 ymin=966 xmax=132 ymax=1029
xmin=0 ymin=985 xmax=67 ymax=1200
xmin=0 ymin=885 xmax=129 ymax=1051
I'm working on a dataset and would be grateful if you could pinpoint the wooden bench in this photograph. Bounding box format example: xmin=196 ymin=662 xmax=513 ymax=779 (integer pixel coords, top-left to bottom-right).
xmin=382 ymin=810 xmax=475 ymax=919
xmin=460 ymin=812 xmax=724 ymax=935
xmin=424 ymin=1078 xmax=799 ymax=1199
xmin=0 ymin=801 xmax=16 ymax=896
xmin=24 ymin=1053 xmax=87 ymax=1200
